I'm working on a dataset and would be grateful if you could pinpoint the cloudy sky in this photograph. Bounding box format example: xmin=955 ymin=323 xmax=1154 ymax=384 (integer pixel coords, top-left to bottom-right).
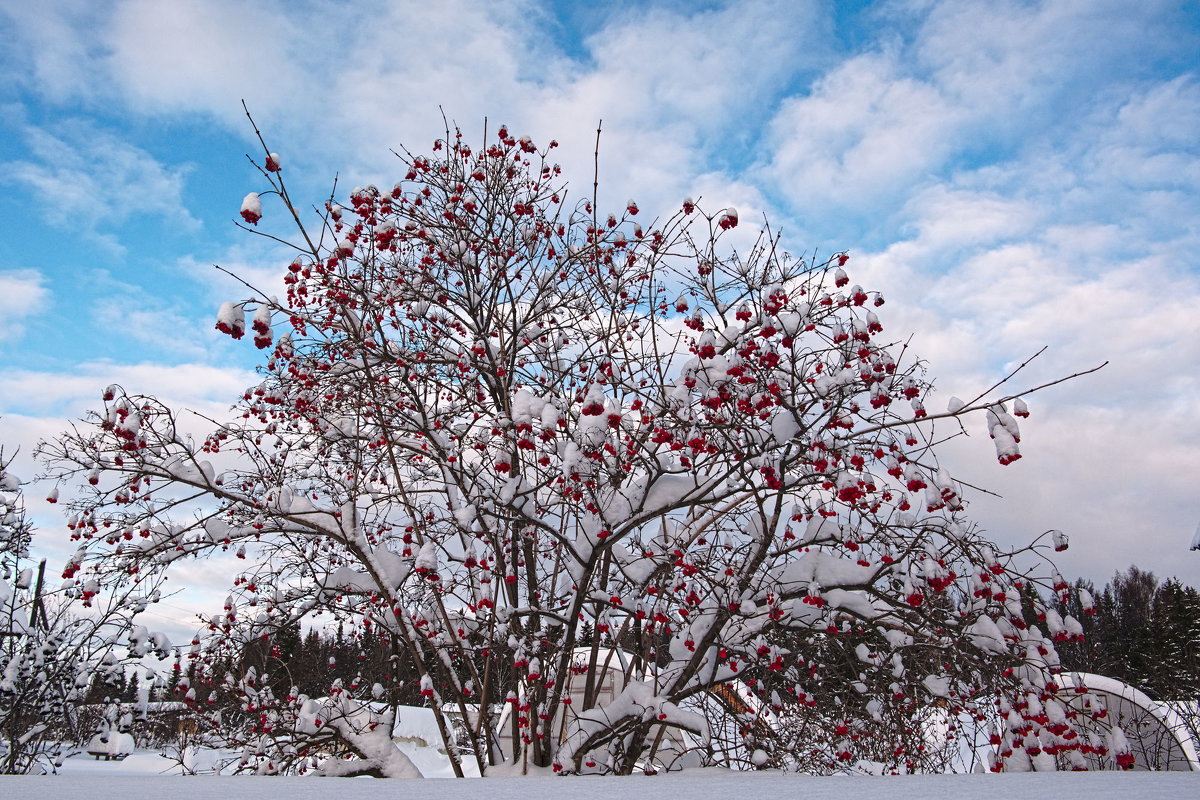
xmin=1 ymin=0 xmax=1198 ymax=613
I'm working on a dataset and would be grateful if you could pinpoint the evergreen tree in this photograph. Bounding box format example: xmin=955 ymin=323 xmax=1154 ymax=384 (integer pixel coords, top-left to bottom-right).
xmin=1111 ymin=566 xmax=1158 ymax=690
xmin=1057 ymin=567 xmax=1200 ymax=701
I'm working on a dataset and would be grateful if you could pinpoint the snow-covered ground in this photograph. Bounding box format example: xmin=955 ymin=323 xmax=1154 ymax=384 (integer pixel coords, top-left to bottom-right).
xmin=3 ymin=758 xmax=1195 ymax=800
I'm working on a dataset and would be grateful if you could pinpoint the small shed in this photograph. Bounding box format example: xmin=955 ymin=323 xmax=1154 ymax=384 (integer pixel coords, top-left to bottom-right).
xmin=86 ymin=730 xmax=135 ymax=761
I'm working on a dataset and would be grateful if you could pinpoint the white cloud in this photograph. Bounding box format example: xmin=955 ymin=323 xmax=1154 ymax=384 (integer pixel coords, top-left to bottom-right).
xmin=91 ymin=299 xmax=213 ymax=361
xmin=570 ymin=0 xmax=827 ymax=130
xmin=933 ymin=398 xmax=1200 ymax=589
xmin=84 ymin=0 xmax=831 ymax=222
xmin=0 ymin=361 xmax=256 ymax=421
xmin=102 ymin=0 xmax=309 ymax=121
xmin=758 ymin=0 xmax=1193 ymax=230
xmin=845 ymin=158 xmax=1200 ymax=586
xmin=80 ymin=265 xmax=256 ymax=364
xmin=911 ymin=0 xmax=1134 ymax=105
xmin=2 ymin=119 xmax=199 ymax=253
xmin=1111 ymin=75 xmax=1200 ymax=153
xmin=763 ymin=49 xmax=960 ymax=216
xmin=228 ymin=0 xmax=832 ymax=225
xmin=0 ymin=0 xmax=108 ymax=102
xmin=0 ymin=270 xmax=50 ymax=342
xmin=6 ymin=1 xmax=832 ymax=224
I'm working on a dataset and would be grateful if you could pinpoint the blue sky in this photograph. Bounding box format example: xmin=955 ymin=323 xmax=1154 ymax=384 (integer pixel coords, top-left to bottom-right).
xmin=1 ymin=0 xmax=1199 ymax=598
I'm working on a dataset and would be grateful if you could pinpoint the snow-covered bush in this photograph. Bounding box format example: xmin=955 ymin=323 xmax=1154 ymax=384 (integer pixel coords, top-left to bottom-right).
xmin=39 ymin=121 xmax=1108 ymax=776
xmin=188 ymin=667 xmax=420 ymax=777
xmin=0 ymin=447 xmax=164 ymax=773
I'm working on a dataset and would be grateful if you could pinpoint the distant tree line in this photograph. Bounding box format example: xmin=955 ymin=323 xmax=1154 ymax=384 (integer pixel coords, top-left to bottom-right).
xmin=181 ymin=566 xmax=1199 ymax=714
xmin=1054 ymin=566 xmax=1200 ymax=700
xmin=180 ymin=622 xmax=427 ymax=709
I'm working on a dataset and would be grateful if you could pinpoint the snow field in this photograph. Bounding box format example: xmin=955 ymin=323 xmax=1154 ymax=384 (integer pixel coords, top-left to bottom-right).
xmin=1 ymin=768 xmax=1196 ymax=800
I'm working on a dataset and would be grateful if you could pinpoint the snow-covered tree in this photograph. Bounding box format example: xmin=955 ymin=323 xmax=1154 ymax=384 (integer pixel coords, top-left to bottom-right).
xmin=0 ymin=447 xmax=164 ymax=773
xmin=40 ymin=119 xmax=1110 ymax=776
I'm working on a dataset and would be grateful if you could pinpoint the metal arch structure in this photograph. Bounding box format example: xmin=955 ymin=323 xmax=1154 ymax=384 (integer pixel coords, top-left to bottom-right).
xmin=1061 ymin=672 xmax=1200 ymax=771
